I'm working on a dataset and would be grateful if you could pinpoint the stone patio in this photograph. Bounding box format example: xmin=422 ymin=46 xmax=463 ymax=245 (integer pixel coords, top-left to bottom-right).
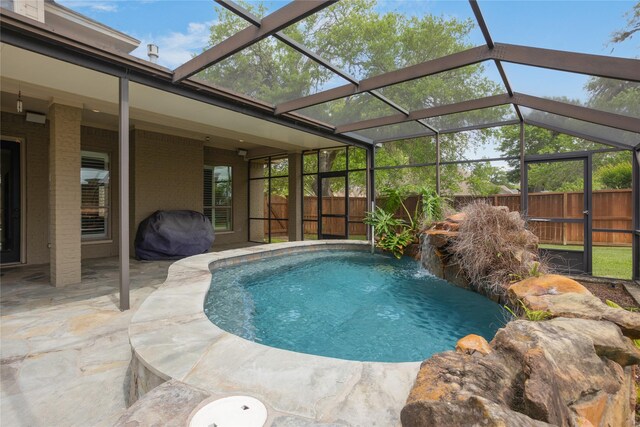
xmin=0 ymin=243 xmax=258 ymax=427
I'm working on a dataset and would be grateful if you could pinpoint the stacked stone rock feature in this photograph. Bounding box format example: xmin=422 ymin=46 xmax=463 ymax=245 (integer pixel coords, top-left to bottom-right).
xmin=402 ymin=275 xmax=640 ymax=427
xmin=422 ymin=207 xmax=544 ymax=303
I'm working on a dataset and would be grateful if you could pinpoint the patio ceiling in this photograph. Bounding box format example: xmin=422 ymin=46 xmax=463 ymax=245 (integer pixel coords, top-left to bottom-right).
xmin=0 ymin=42 xmax=344 ymax=153
xmin=1 ymin=0 xmax=638 ymax=150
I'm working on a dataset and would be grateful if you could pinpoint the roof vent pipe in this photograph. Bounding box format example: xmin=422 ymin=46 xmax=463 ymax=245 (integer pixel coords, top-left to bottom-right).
xmin=147 ymin=44 xmax=159 ymax=64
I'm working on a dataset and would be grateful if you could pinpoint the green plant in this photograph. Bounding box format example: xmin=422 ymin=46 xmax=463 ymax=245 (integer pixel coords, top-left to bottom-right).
xmin=380 ymin=188 xmax=416 ymax=230
xmin=595 ymin=161 xmax=632 ymax=190
xmin=504 ymin=300 xmax=552 ymax=321
xmin=605 ymin=299 xmax=640 ymax=312
xmin=380 ymin=186 xmax=448 ymax=231
xmin=376 ymin=229 xmax=415 ymax=259
xmin=528 ymin=261 xmax=542 ymax=278
xmin=363 ymin=207 xmax=406 ymax=236
xmin=417 ymin=187 xmax=448 ymax=226
xmin=365 ymin=186 xmax=447 ymax=258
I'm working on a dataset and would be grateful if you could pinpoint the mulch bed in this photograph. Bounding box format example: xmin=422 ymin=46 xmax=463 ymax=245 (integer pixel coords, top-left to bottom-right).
xmin=576 ymin=280 xmax=639 ymax=309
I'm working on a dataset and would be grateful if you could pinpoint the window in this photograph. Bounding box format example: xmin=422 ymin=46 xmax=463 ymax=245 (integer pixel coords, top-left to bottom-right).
xmin=81 ymin=151 xmax=110 ymax=239
xmin=204 ymin=166 xmax=233 ymax=231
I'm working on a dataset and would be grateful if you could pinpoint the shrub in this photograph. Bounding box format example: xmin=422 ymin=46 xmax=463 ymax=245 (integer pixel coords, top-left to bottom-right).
xmin=365 ymin=186 xmax=449 ymax=258
xmin=450 ymin=201 xmax=547 ymax=296
xmin=595 ymin=161 xmax=632 ymax=189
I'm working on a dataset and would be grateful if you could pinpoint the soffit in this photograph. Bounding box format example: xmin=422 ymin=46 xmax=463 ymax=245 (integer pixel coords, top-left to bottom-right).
xmin=0 ymin=43 xmax=343 ymax=151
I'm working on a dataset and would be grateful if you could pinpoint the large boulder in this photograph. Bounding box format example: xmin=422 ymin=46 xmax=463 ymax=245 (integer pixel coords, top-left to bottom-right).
xmin=402 ymin=318 xmax=638 ymax=427
xmin=508 ymin=274 xmax=591 ymax=299
xmin=508 ymin=275 xmax=640 ymax=339
xmin=455 ymin=334 xmax=492 ymax=356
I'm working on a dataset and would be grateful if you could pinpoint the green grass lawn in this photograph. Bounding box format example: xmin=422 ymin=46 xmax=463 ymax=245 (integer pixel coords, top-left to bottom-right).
xmin=539 ymin=244 xmax=632 ymax=279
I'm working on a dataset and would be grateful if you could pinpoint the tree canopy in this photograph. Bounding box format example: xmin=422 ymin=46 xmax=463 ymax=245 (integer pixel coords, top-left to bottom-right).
xmin=203 ymin=0 xmax=636 ymax=199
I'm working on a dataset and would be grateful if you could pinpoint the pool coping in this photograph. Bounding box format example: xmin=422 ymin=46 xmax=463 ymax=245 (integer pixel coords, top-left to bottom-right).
xmin=129 ymin=240 xmax=421 ymax=426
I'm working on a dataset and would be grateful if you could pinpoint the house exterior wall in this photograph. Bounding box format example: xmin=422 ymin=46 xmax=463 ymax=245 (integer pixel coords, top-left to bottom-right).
xmin=203 ymin=145 xmax=248 ymax=245
xmin=1 ymin=113 xmax=124 ymax=265
xmin=1 ymin=112 xmax=255 ymax=268
xmin=1 ymin=112 xmax=49 ymax=265
xmin=130 ymin=129 xmax=204 ymax=250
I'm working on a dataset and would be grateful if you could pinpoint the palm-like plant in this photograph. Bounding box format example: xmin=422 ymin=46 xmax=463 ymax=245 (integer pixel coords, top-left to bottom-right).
xmin=365 ymin=186 xmax=449 ymax=258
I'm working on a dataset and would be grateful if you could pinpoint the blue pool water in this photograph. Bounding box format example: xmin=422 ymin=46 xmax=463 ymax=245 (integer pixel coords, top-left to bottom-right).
xmin=204 ymin=250 xmax=505 ymax=362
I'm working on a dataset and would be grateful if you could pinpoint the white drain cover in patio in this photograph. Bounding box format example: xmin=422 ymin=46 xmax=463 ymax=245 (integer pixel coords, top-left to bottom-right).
xmin=188 ymin=396 xmax=267 ymax=427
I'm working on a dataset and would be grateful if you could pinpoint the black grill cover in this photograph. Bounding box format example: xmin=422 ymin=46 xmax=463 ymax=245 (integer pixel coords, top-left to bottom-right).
xmin=135 ymin=210 xmax=215 ymax=260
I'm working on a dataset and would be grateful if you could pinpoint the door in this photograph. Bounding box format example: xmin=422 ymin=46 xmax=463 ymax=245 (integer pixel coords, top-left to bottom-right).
xmin=524 ymin=156 xmax=592 ymax=274
xmin=1 ymin=140 xmax=21 ymax=264
xmin=319 ymin=172 xmax=348 ymax=239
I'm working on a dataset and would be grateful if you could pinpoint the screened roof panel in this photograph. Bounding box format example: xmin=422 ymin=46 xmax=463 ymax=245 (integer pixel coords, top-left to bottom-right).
xmin=481 ymin=1 xmax=638 ymax=59
xmin=376 ymin=137 xmax=436 ymax=167
xmin=106 ymin=1 xmax=289 ymax=70
xmin=293 ymin=92 xmax=400 ymax=127
xmin=279 ymin=0 xmax=485 ymax=81
xmin=356 ymin=121 xmax=434 ymax=142
xmin=196 ymin=37 xmax=351 ymax=105
xmin=424 ymin=105 xmax=517 ymax=132
xmin=523 ymin=125 xmax=610 ymax=155
xmin=377 ymin=61 xmax=505 ymax=111
xmin=521 ymin=107 xmax=640 ymax=148
xmin=503 ymin=63 xmax=640 ymax=118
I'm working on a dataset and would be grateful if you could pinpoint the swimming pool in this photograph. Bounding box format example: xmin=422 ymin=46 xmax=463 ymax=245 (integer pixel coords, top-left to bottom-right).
xmin=205 ymin=250 xmax=505 ymax=362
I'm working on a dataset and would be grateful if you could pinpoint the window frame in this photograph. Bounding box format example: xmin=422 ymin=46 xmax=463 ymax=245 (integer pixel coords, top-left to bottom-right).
xmin=204 ymin=165 xmax=234 ymax=232
xmin=248 ymin=155 xmax=290 ymax=243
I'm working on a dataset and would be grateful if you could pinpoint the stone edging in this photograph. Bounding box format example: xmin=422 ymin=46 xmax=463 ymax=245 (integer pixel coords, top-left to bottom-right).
xmin=128 ymin=240 xmax=421 ymax=426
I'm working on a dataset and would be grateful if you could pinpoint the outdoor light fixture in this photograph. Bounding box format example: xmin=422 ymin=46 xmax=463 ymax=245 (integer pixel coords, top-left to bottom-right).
xmin=237 ymin=149 xmax=248 ymax=157
xmin=16 ymin=91 xmax=23 ymax=113
xmin=25 ymin=112 xmax=46 ymax=124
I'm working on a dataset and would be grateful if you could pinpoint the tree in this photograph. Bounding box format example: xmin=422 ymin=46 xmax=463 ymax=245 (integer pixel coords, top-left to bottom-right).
xmin=467 ymin=163 xmax=511 ymax=196
xmin=611 ymin=1 xmax=640 ymax=44
xmin=586 ymin=2 xmax=639 ymax=117
xmin=200 ymin=0 xmax=508 ymax=197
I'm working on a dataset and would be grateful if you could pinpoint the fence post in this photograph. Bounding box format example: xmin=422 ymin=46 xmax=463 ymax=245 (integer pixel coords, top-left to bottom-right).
xmin=562 ymin=192 xmax=568 ymax=246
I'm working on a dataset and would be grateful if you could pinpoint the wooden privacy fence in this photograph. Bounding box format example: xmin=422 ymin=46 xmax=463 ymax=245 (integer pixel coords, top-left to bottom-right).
xmin=453 ymin=189 xmax=632 ymax=246
xmin=265 ymin=189 xmax=632 ymax=245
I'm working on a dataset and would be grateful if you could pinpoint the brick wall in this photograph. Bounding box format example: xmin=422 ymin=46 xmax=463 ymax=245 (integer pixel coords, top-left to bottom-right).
xmin=131 ymin=129 xmax=204 ymax=248
xmin=49 ymin=103 xmax=82 ymax=285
